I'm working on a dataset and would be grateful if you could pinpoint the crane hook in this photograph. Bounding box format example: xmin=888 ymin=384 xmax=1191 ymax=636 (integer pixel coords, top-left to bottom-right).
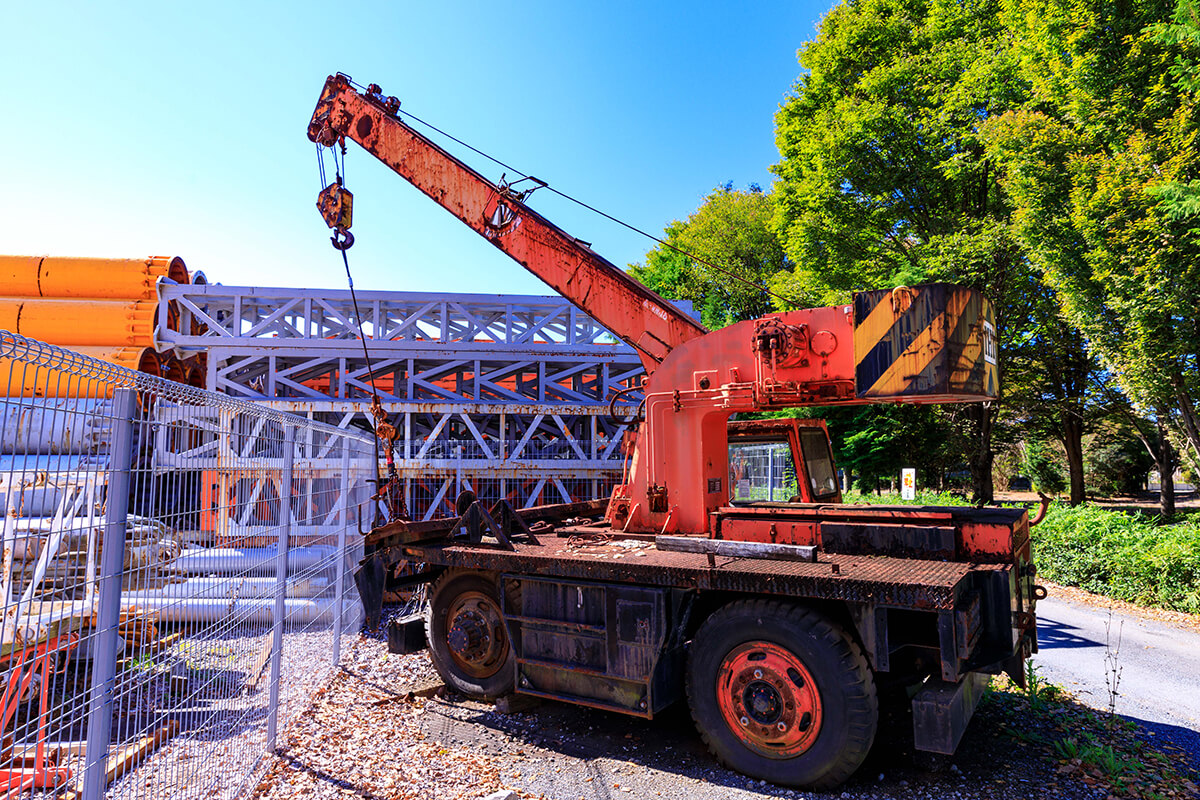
xmin=331 ymin=228 xmax=355 ymax=250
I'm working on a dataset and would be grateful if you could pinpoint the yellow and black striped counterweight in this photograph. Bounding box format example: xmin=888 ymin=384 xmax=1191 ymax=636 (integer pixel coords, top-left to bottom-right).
xmin=852 ymin=283 xmax=997 ymax=401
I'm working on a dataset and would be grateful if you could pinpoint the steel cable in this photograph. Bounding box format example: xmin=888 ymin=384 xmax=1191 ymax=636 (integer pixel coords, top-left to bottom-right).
xmin=333 ymin=73 xmax=796 ymax=311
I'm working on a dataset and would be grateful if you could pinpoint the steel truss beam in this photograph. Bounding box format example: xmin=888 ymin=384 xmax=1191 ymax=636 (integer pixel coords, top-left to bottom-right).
xmin=153 ymin=285 xmax=670 ymax=522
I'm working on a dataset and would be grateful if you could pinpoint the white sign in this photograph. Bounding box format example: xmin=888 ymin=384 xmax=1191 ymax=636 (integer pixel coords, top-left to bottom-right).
xmin=901 ymin=468 xmax=916 ymax=501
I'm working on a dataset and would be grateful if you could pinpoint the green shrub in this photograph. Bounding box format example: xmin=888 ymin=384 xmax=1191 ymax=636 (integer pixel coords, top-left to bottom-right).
xmin=842 ymin=489 xmax=974 ymax=506
xmin=1032 ymin=505 xmax=1200 ymax=614
xmin=1024 ymin=438 xmax=1066 ymax=496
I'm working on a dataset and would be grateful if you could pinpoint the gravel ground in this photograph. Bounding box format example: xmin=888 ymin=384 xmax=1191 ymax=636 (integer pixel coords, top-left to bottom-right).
xmin=248 ymin=626 xmax=1198 ymax=800
xmin=32 ymin=623 xmax=356 ymax=800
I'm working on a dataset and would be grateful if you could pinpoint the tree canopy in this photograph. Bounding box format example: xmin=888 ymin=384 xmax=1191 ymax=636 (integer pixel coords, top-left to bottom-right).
xmin=624 ymin=0 xmax=1198 ymax=512
xmin=628 ymin=184 xmax=788 ymax=329
xmin=983 ymin=0 xmax=1200 ymax=484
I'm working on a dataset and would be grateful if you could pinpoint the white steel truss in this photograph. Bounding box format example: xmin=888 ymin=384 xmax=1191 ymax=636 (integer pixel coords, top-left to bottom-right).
xmin=155 ymin=285 xmax=670 ymax=520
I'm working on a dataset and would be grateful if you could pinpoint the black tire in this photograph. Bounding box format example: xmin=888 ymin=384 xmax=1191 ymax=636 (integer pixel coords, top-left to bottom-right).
xmin=425 ymin=569 xmax=515 ymax=699
xmin=686 ymin=599 xmax=877 ymax=789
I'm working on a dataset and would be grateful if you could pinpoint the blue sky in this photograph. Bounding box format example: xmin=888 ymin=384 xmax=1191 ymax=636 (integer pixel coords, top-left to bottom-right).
xmin=3 ymin=1 xmax=834 ymax=296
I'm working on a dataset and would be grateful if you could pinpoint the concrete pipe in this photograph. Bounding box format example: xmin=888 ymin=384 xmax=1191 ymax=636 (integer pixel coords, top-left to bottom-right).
xmin=0 ymin=397 xmax=111 ymax=453
xmin=0 ymin=298 xmax=160 ymax=347
xmin=184 ymin=356 xmax=205 ymax=389
xmin=0 ymin=453 xmax=93 ymax=474
xmin=172 ymin=545 xmax=339 ymax=576
xmin=0 ymin=255 xmax=187 ymax=300
xmin=0 ymin=489 xmax=64 ymax=518
xmin=118 ymin=596 xmax=352 ymax=625
xmin=123 ymin=575 xmax=331 ymax=601
xmin=152 ymin=352 xmax=186 ymax=386
xmin=0 ymin=346 xmax=159 ymax=397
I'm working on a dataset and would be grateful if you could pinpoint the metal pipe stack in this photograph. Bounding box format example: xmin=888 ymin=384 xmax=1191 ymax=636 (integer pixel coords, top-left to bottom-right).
xmin=0 ymin=255 xmax=207 ymax=395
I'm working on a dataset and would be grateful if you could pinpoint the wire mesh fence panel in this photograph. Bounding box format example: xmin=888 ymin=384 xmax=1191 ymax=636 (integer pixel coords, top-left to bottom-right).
xmin=0 ymin=333 xmax=373 ymax=800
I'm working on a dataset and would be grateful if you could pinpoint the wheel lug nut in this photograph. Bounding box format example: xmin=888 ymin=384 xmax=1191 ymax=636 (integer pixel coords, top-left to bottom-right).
xmin=777 ymin=722 xmax=787 ymax=732
xmin=740 ymin=717 xmax=749 ymax=727
xmin=753 ymin=669 xmax=763 ymax=679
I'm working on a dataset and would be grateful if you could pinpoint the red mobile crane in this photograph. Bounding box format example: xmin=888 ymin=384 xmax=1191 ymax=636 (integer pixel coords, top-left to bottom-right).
xmin=309 ymin=74 xmax=1040 ymax=790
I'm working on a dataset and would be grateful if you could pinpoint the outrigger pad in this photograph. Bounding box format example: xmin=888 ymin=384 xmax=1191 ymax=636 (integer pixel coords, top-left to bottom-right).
xmin=386 ymin=613 xmax=427 ymax=655
xmin=354 ymin=554 xmax=387 ymax=631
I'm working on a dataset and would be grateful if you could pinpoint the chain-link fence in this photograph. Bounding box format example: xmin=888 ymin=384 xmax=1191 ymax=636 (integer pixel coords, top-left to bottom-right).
xmin=0 ymin=333 xmax=374 ymax=799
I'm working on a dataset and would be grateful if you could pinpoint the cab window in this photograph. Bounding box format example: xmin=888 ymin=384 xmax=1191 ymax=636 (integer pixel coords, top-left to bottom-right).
xmin=728 ymin=440 xmax=798 ymax=503
xmin=799 ymin=428 xmax=839 ymax=499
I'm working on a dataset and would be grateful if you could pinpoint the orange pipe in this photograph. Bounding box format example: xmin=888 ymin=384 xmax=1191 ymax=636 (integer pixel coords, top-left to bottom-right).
xmin=184 ymin=356 xmax=206 ymax=389
xmin=0 ymin=346 xmax=158 ymax=398
xmin=0 ymin=298 xmax=159 ymax=347
xmin=0 ymin=256 xmax=188 ymax=300
xmin=159 ymin=353 xmax=187 ymax=385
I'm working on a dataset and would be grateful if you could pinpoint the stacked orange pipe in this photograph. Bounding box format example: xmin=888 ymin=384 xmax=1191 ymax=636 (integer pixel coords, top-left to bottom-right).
xmin=0 ymin=256 xmax=187 ymax=300
xmin=0 ymin=255 xmax=207 ymax=396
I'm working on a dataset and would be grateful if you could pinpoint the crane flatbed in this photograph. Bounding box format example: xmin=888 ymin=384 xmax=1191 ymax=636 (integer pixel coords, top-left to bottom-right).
xmin=395 ymin=531 xmax=995 ymax=611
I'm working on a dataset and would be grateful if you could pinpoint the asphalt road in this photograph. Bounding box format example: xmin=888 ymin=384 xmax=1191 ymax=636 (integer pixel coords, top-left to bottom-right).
xmin=1034 ymin=593 xmax=1200 ymax=776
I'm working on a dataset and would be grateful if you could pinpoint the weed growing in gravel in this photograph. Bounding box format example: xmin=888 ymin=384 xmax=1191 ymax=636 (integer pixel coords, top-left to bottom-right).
xmin=1103 ymin=606 xmax=1124 ymax=724
xmin=989 ymin=674 xmax=1198 ymax=799
xmin=1021 ymin=658 xmax=1061 ymax=712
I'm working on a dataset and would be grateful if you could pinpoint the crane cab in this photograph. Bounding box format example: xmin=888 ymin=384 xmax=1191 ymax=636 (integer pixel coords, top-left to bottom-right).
xmin=727 ymin=419 xmax=841 ymax=506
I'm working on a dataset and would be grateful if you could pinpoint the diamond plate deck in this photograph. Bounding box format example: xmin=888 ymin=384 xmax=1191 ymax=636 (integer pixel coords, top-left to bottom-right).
xmin=406 ymin=533 xmax=985 ymax=610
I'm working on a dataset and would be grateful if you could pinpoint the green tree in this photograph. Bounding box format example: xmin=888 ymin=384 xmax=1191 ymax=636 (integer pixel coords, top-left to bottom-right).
xmin=811 ymin=405 xmax=954 ymax=493
xmin=629 ymin=184 xmax=789 ymax=329
xmin=982 ymin=0 xmax=1200 ymax=515
xmin=1150 ymin=0 xmax=1200 ymax=222
xmin=1003 ymin=286 xmax=1101 ymax=504
xmin=770 ymin=0 xmax=1040 ymax=503
xmin=1023 ymin=437 xmax=1067 ymax=496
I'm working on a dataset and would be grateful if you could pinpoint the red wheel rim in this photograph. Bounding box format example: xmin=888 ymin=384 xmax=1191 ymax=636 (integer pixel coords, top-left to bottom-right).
xmin=445 ymin=590 xmax=508 ymax=679
xmin=715 ymin=640 xmax=823 ymax=758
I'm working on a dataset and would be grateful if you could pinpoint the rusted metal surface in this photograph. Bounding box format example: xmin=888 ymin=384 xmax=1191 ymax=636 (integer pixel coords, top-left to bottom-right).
xmin=820 ymin=522 xmax=957 ymax=560
xmin=367 ymin=498 xmax=605 ymax=548
xmin=504 ymin=576 xmax=679 ymax=717
xmin=402 ymin=534 xmax=980 ymax=611
xmin=716 ymin=640 xmax=822 ymax=757
xmin=912 ymin=671 xmax=989 ymax=755
xmin=712 ymin=503 xmax=1027 ymax=564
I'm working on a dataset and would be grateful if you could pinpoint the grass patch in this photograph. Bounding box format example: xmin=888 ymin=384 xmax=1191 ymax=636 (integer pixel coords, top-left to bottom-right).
xmin=1032 ymin=504 xmax=1200 ymax=614
xmin=841 ymin=488 xmax=974 ymax=506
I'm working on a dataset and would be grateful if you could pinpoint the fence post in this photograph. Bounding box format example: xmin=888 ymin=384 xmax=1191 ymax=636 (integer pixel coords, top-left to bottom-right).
xmin=82 ymin=387 xmax=137 ymax=800
xmin=265 ymin=424 xmax=296 ymax=751
xmin=331 ymin=438 xmax=352 ymax=666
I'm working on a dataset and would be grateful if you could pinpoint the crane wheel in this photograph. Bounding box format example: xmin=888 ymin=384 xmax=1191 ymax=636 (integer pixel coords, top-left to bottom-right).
xmin=686 ymin=599 xmax=877 ymax=789
xmin=425 ymin=569 xmax=515 ymax=699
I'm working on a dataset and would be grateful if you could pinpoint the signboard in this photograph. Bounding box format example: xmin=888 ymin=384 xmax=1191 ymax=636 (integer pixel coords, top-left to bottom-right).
xmin=901 ymin=468 xmax=916 ymax=501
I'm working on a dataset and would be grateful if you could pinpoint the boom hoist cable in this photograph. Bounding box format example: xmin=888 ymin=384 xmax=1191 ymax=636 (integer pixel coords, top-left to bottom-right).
xmin=316 ymin=139 xmax=408 ymax=522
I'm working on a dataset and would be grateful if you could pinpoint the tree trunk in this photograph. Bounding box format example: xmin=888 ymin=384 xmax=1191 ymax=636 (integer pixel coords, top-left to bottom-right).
xmin=968 ymin=404 xmax=995 ymax=505
xmin=1156 ymin=416 xmax=1176 ymax=519
xmin=1063 ymin=415 xmax=1085 ymax=506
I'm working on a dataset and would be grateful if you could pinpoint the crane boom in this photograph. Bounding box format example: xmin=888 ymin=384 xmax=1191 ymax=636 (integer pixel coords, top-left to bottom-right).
xmin=308 ymin=74 xmax=707 ymax=373
xmin=309 ymin=74 xmax=998 ymax=536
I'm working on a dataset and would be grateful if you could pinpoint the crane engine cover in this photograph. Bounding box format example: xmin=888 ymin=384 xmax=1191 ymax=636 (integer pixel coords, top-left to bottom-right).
xmin=853 ymin=283 xmax=997 ymax=401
